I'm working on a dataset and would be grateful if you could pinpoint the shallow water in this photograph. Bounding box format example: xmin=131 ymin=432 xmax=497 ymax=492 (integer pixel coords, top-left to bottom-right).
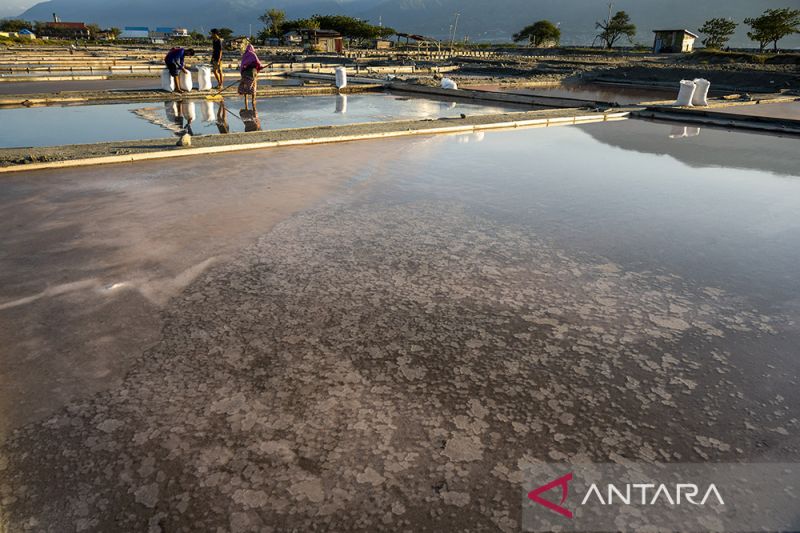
xmin=465 ymin=82 xmax=677 ymax=104
xmin=377 ymin=120 xmax=800 ymax=310
xmin=0 ymin=92 xmax=519 ymax=148
xmin=1 ymin=118 xmax=798 ymax=530
xmin=710 ymin=101 xmax=800 ymax=120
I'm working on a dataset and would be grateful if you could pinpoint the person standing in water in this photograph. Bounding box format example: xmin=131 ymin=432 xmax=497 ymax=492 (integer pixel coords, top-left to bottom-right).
xmin=164 ymin=47 xmax=195 ymax=92
xmin=238 ymin=43 xmax=264 ymax=110
xmin=210 ymin=29 xmax=224 ymax=89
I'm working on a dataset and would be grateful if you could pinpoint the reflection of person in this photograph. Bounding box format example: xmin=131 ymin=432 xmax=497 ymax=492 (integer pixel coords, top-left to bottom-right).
xmin=216 ymin=104 xmax=230 ymax=134
xmin=165 ymin=101 xmax=183 ymax=128
xmin=164 ymin=47 xmax=195 ymax=92
xmin=238 ymin=43 xmax=264 ymax=110
xmin=240 ymin=108 xmax=261 ymax=132
xmin=210 ymin=29 xmax=224 ymax=89
xmin=180 ymin=101 xmax=195 ymax=136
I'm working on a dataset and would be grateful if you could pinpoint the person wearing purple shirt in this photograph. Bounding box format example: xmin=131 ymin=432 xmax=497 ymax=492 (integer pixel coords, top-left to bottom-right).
xmin=164 ymin=47 xmax=195 ymax=92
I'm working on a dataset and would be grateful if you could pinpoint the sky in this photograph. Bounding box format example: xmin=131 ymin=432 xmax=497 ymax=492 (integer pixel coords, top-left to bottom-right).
xmin=0 ymin=1 xmax=36 ymax=18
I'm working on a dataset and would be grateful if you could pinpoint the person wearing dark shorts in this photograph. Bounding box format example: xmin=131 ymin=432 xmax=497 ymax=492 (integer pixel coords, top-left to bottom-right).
xmin=164 ymin=47 xmax=195 ymax=92
xmin=210 ymin=29 xmax=224 ymax=89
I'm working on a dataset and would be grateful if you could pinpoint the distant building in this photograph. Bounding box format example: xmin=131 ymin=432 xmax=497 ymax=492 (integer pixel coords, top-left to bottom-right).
xmin=96 ymin=30 xmax=116 ymax=41
xmin=653 ymin=29 xmax=698 ymax=53
xmin=150 ymin=27 xmax=174 ymax=40
xmin=38 ymin=21 xmax=91 ymax=39
xmin=119 ymin=26 xmax=150 ymax=40
xmin=282 ymin=31 xmax=302 ymax=45
xmin=396 ymin=33 xmax=441 ymax=52
xmin=148 ymin=27 xmax=188 ymax=40
xmin=301 ymin=29 xmax=343 ymax=53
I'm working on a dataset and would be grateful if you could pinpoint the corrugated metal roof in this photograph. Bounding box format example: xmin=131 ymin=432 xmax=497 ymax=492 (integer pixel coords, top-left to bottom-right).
xmin=119 ymin=30 xmax=150 ymax=38
xmin=653 ymin=29 xmax=699 ymax=38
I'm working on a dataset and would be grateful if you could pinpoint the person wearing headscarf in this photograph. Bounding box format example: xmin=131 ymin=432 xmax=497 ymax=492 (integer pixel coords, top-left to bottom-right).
xmin=238 ymin=43 xmax=264 ymax=109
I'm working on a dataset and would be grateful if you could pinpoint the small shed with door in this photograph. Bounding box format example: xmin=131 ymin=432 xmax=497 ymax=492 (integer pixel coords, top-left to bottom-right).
xmin=301 ymin=29 xmax=343 ymax=53
xmin=653 ymin=29 xmax=698 ymax=53
xmin=282 ymin=31 xmax=302 ymax=45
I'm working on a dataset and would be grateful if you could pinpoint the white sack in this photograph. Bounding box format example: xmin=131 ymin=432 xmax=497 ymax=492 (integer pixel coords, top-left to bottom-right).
xmin=197 ymin=66 xmax=213 ymax=91
xmin=160 ymin=68 xmax=174 ymax=92
xmin=179 ymin=70 xmax=193 ymax=92
xmin=441 ymin=78 xmax=458 ymax=90
xmin=335 ymin=66 xmax=347 ymax=89
xmin=675 ymin=80 xmax=696 ymax=106
xmin=692 ymin=78 xmax=710 ymax=107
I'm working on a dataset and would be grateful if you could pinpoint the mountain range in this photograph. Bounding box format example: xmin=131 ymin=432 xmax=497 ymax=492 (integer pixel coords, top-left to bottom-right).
xmin=13 ymin=0 xmax=800 ymax=47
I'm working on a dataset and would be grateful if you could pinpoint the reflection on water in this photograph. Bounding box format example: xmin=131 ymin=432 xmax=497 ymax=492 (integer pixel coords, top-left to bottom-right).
xmin=335 ymin=94 xmax=347 ymax=114
xmin=710 ymin=101 xmax=800 ymax=121
xmin=377 ymin=120 xmax=800 ymax=312
xmin=668 ymin=125 xmax=701 ymax=139
xmin=584 ymin=118 xmax=797 ymax=176
xmin=465 ymin=82 xmax=676 ymax=105
xmin=0 ymin=93 xmax=519 ymax=148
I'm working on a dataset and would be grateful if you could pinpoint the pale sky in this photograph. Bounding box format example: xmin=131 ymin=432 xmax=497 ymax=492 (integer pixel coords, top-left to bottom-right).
xmin=0 ymin=1 xmax=38 ymax=18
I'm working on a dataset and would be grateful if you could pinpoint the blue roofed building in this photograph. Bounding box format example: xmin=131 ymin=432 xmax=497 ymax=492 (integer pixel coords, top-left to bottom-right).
xmin=119 ymin=26 xmax=150 ymax=40
xmin=151 ymin=27 xmax=174 ymax=40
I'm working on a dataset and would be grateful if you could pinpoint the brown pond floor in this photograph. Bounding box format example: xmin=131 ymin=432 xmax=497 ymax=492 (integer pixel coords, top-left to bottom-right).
xmin=1 ymin=121 xmax=798 ymax=531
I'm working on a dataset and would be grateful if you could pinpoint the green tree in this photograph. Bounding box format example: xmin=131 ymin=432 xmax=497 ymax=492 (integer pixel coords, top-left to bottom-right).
xmin=698 ymin=18 xmax=737 ymax=49
xmin=109 ymin=27 xmax=122 ymax=38
xmin=744 ymin=8 xmax=800 ymax=52
xmin=376 ymin=26 xmax=396 ymax=39
xmin=259 ymin=8 xmax=286 ymax=37
xmin=311 ymin=14 xmax=388 ymax=44
xmin=513 ymin=20 xmax=561 ymax=47
xmin=595 ymin=11 xmax=636 ymax=49
xmin=0 ymin=19 xmax=33 ymax=32
xmin=217 ymin=27 xmax=234 ymax=40
xmin=281 ymin=18 xmax=320 ymax=33
xmin=86 ymin=23 xmax=101 ymax=38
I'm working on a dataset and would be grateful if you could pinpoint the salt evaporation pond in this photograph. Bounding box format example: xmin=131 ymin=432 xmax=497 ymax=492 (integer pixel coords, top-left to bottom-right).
xmin=465 ymin=82 xmax=678 ymax=104
xmin=2 ymin=119 xmax=799 ymax=531
xmin=1 ymin=118 xmax=799 ymax=473
xmin=0 ymin=92 xmax=521 ymax=148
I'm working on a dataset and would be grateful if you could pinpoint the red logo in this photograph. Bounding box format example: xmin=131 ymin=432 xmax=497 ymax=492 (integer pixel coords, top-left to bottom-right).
xmin=528 ymin=472 xmax=573 ymax=518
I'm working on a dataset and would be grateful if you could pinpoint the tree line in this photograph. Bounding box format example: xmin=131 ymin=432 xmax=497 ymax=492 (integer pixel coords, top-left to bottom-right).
xmin=512 ymin=7 xmax=800 ymax=52
xmin=3 ymin=6 xmax=797 ymax=50
xmin=257 ymin=9 xmax=394 ymax=44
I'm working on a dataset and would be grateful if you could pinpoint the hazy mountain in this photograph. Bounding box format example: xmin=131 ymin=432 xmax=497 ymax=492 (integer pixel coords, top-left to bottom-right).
xmin=16 ymin=0 xmax=375 ymax=33
xmin=15 ymin=0 xmax=800 ymax=47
